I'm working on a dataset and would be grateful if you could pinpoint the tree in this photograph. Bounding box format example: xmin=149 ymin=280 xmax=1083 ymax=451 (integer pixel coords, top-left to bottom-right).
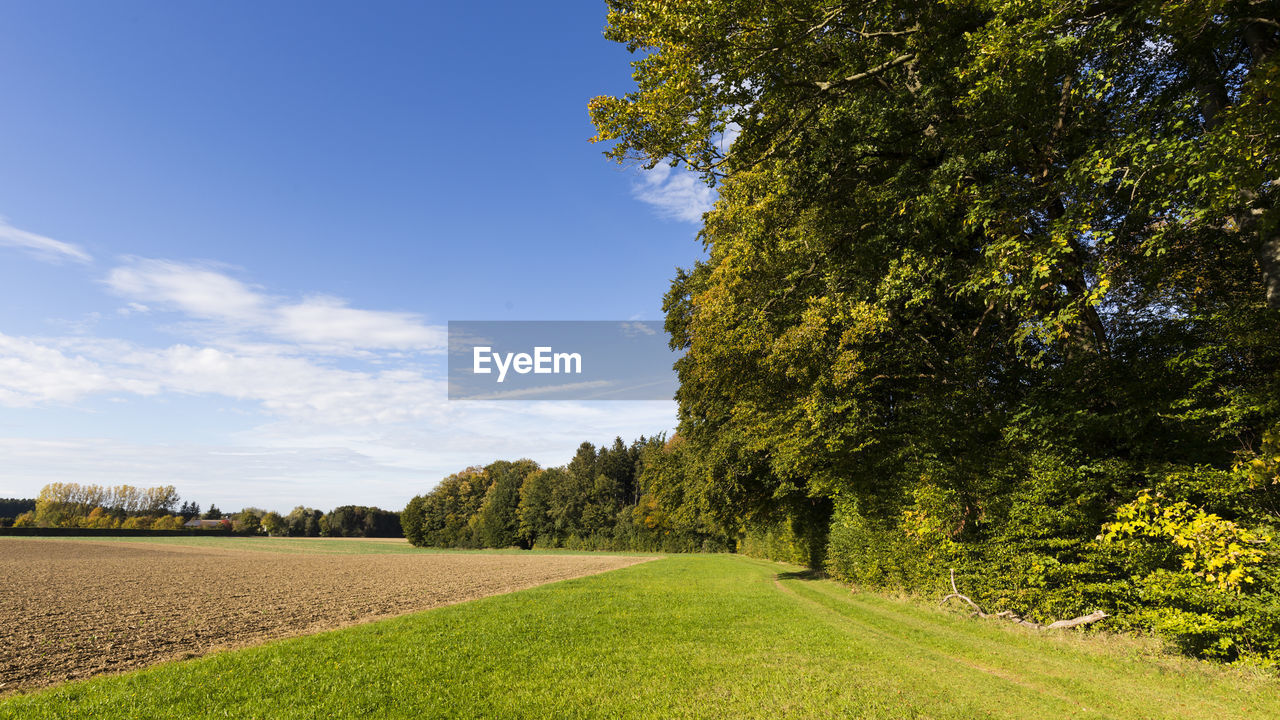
xmin=285 ymin=506 xmax=323 ymax=537
xmin=550 ymin=457 xmax=594 ymax=540
xmin=590 ymin=0 xmax=1280 ymax=660
xmin=120 ymin=515 xmax=153 ymax=530
xmin=144 ymin=486 xmax=180 ymax=514
xmin=592 ymin=0 xmax=1280 ymax=553
xmin=402 ymin=496 xmax=427 ymax=546
xmin=325 ymin=505 xmax=403 ymax=538
xmin=261 ymin=511 xmax=287 ymax=537
xmin=30 ymin=482 xmax=184 ymax=528
xmin=232 ymin=509 xmax=263 ymax=534
xmin=202 ymin=504 xmax=223 ymax=520
xmin=475 ymin=460 xmax=539 ymax=548
xmin=152 ymin=514 xmax=185 ymax=531
xmin=517 ymin=468 xmax=557 ymax=546
xmin=0 ymin=498 xmax=36 ymax=523
xmin=636 ymin=436 xmax=706 ymax=535
xmin=404 ymin=434 xmax=731 ymax=552
xmin=326 ymin=505 xmax=357 ymax=536
xmin=411 ymin=468 xmax=494 ymax=547
xmin=598 ymin=436 xmax=639 ymax=505
xmin=84 ymin=507 xmax=119 ymax=529
xmin=363 ymin=508 xmax=402 ymax=537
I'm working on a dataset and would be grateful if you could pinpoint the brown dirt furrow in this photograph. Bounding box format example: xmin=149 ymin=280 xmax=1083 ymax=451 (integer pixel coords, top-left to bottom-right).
xmin=0 ymin=538 xmax=650 ymax=694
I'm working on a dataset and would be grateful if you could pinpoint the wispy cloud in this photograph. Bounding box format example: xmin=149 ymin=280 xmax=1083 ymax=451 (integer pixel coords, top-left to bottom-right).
xmin=633 ymin=164 xmax=715 ymax=223
xmin=620 ymin=321 xmax=657 ymax=337
xmin=0 ymin=332 xmax=444 ymax=425
xmin=106 ymin=259 xmax=265 ymax=321
xmin=105 ymin=258 xmax=446 ymax=353
xmin=0 ymin=218 xmax=93 ymax=264
xmin=630 ymin=125 xmax=738 ymax=224
xmin=0 ymin=397 xmax=679 ymax=511
xmin=0 ymin=327 xmax=677 ymax=508
xmin=0 ymin=334 xmax=157 ymax=406
xmin=0 ymin=253 xmax=676 ymax=509
xmin=274 ymin=295 xmax=443 ymax=351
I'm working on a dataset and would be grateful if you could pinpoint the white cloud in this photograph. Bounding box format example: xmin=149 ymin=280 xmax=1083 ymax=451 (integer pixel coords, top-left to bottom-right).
xmin=720 ymin=123 xmax=742 ymax=152
xmin=633 ymin=164 xmax=716 ymax=223
xmin=0 ymin=334 xmax=158 ymax=405
xmin=274 ymin=296 xmax=444 ymax=351
xmin=104 ymin=258 xmax=446 ymax=353
xmin=621 ymin=321 xmax=658 ymax=337
xmin=0 ymin=253 xmax=677 ymax=509
xmin=0 ymin=437 xmax=427 ymax=512
xmin=0 ymin=328 xmax=675 ymax=440
xmin=0 ymin=218 xmax=93 ymax=264
xmin=0 ymin=332 xmax=443 ymax=426
xmin=0 ymin=395 xmax=679 ymax=511
xmin=0 ymin=336 xmax=677 ymax=508
xmin=630 ymin=125 xmax=738 ymax=224
xmin=106 ymin=259 xmax=264 ymax=321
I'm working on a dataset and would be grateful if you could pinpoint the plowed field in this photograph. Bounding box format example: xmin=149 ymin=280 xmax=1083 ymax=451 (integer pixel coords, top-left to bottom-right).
xmin=0 ymin=538 xmax=648 ymax=693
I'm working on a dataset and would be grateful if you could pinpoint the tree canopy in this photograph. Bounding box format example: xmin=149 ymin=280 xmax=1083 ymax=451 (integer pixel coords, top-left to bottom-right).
xmin=402 ymin=436 xmax=730 ymax=553
xmin=592 ymin=0 xmax=1280 ymax=663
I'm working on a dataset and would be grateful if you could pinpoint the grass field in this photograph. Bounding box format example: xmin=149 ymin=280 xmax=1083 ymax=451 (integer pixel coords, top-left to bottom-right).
xmin=2 ymin=545 xmax=1276 ymax=719
xmin=0 ymin=537 xmax=646 ymax=691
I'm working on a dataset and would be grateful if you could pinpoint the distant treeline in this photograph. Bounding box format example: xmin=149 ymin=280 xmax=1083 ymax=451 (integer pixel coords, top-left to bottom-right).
xmin=7 ymin=483 xmax=400 ymax=538
xmin=401 ymin=436 xmax=729 ymax=553
xmin=237 ymin=505 xmax=401 ymax=538
xmin=0 ymin=498 xmax=36 ymax=525
xmin=11 ymin=483 xmax=187 ymax=530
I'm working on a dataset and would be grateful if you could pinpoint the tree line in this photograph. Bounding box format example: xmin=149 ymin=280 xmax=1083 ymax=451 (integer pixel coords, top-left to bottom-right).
xmin=590 ymin=1 xmax=1280 ymax=664
xmin=230 ymin=505 xmax=401 ymax=538
xmin=401 ymin=436 xmax=729 ymax=553
xmin=10 ymin=483 xmax=186 ymax=530
xmin=0 ymin=498 xmax=36 ymax=526
xmin=6 ymin=483 xmax=399 ymax=538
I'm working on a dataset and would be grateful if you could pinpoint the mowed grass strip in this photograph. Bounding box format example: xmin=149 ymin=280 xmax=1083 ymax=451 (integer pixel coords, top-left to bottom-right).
xmin=2 ymin=555 xmax=1275 ymax=720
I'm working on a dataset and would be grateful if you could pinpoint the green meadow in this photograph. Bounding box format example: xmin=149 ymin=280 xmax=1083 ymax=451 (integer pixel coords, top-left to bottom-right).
xmin=3 ymin=548 xmax=1275 ymax=720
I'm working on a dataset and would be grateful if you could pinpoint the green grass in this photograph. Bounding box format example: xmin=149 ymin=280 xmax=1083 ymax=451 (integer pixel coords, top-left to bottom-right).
xmin=2 ymin=554 xmax=1276 ymax=719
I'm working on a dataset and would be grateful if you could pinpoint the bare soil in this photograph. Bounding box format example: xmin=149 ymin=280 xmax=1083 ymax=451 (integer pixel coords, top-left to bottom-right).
xmin=0 ymin=538 xmax=648 ymax=693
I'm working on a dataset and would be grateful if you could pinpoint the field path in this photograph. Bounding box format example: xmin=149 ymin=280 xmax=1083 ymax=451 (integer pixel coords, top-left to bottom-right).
xmin=0 ymin=537 xmax=649 ymax=693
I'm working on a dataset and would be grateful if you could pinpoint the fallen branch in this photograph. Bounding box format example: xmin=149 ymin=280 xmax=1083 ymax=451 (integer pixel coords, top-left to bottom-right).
xmin=939 ymin=569 xmax=1109 ymax=630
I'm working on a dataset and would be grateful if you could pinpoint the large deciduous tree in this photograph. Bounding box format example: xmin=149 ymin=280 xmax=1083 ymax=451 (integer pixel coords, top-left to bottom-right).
xmin=475 ymin=459 xmax=540 ymax=548
xmin=592 ymin=0 xmax=1280 ymax=654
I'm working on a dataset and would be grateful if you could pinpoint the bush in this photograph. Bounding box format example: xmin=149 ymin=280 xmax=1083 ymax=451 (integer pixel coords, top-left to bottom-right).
xmin=739 ymin=518 xmax=813 ymax=566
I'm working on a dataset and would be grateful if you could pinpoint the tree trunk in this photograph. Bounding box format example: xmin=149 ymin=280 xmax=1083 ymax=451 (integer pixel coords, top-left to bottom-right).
xmin=1262 ymin=230 xmax=1280 ymax=309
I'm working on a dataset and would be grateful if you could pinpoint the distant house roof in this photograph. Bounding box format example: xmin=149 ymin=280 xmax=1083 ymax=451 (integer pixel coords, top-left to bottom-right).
xmin=184 ymin=518 xmax=225 ymax=529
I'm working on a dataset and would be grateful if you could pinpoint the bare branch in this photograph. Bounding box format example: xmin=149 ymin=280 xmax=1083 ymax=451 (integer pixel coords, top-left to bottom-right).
xmin=813 ymin=53 xmax=916 ymax=92
xmin=1239 ymin=17 xmax=1280 ymax=30
xmin=940 ymin=569 xmax=1110 ymax=630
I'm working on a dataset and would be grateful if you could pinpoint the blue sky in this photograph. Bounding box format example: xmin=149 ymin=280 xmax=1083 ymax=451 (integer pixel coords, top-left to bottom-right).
xmin=0 ymin=2 xmax=712 ymax=512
